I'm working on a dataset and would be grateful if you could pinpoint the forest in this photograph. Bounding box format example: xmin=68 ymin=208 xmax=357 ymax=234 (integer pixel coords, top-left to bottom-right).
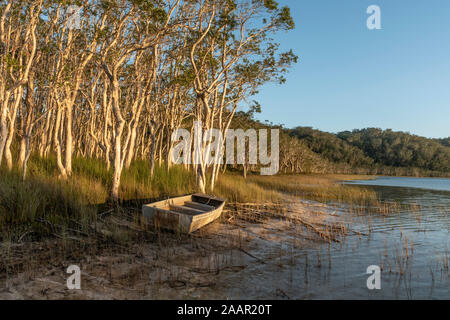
xmin=0 ymin=0 xmax=447 ymax=212
xmin=288 ymin=126 xmax=450 ymax=176
xmin=0 ymin=0 xmax=297 ymax=203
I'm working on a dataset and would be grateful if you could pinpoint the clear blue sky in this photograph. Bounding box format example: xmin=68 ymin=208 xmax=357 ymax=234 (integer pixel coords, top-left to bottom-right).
xmin=252 ymin=0 xmax=450 ymax=139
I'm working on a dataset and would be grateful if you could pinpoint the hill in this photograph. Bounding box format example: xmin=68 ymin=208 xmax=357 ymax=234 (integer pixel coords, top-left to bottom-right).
xmin=284 ymin=126 xmax=449 ymax=176
xmin=288 ymin=127 xmax=374 ymax=167
xmin=337 ymin=128 xmax=450 ymax=173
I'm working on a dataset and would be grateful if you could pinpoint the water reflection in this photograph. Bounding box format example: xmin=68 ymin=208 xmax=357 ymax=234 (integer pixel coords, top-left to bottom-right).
xmin=346 ymin=176 xmax=450 ymax=192
xmin=157 ymin=178 xmax=450 ymax=300
xmin=231 ymin=178 xmax=450 ymax=299
xmin=325 ymin=178 xmax=450 ymax=299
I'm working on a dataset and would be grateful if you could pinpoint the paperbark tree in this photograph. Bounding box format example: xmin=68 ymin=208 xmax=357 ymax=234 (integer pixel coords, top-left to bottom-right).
xmin=0 ymin=0 xmax=296 ymax=201
xmin=0 ymin=1 xmax=42 ymax=169
xmin=186 ymin=0 xmax=296 ymax=192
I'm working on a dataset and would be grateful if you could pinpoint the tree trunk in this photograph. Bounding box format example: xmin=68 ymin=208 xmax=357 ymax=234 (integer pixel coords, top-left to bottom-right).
xmin=109 ymin=81 xmax=125 ymax=204
xmin=53 ymin=104 xmax=68 ymax=179
xmin=4 ymin=90 xmax=22 ymax=170
xmin=197 ymin=165 xmax=206 ymax=194
xmin=124 ymin=123 xmax=138 ymax=169
xmin=149 ymin=123 xmax=156 ymax=177
xmin=65 ymin=103 xmax=73 ymax=176
xmin=18 ymin=137 xmax=26 ymax=168
xmin=0 ymin=103 xmax=8 ymax=167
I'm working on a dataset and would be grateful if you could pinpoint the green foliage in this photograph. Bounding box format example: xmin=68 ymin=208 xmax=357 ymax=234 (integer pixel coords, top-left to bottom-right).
xmin=233 ymin=113 xmax=449 ymax=176
xmin=277 ymin=6 xmax=295 ymax=30
xmin=261 ymin=0 xmax=278 ymax=11
xmin=337 ymin=128 xmax=450 ymax=173
xmin=436 ymin=137 xmax=450 ymax=148
xmin=290 ymin=127 xmax=374 ymax=167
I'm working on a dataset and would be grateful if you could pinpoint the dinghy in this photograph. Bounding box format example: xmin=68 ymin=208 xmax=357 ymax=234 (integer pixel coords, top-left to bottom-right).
xmin=142 ymin=194 xmax=225 ymax=234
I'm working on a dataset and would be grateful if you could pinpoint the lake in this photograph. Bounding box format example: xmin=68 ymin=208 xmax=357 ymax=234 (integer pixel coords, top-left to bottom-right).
xmin=147 ymin=176 xmax=450 ymax=300
xmin=323 ymin=176 xmax=450 ymax=299
xmin=346 ymin=176 xmax=450 ymax=192
xmin=217 ymin=176 xmax=450 ymax=299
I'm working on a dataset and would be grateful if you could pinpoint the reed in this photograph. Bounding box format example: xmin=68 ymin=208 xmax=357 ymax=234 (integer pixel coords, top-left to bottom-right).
xmin=0 ymin=156 xmax=198 ymax=241
xmin=246 ymin=174 xmax=379 ymax=205
xmin=214 ymin=174 xmax=283 ymax=203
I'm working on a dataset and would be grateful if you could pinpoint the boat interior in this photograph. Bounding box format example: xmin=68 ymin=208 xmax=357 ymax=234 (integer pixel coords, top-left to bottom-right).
xmin=154 ymin=194 xmax=224 ymax=216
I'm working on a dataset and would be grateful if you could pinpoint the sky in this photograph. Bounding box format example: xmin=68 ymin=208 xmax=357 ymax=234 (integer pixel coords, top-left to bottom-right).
xmin=252 ymin=0 xmax=450 ymax=139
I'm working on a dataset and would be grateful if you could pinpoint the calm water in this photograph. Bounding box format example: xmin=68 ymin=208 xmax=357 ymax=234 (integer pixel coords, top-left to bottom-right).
xmin=261 ymin=177 xmax=450 ymax=299
xmin=324 ymin=176 xmax=450 ymax=299
xmin=168 ymin=177 xmax=450 ymax=300
xmin=218 ymin=177 xmax=449 ymax=299
xmin=346 ymin=176 xmax=450 ymax=192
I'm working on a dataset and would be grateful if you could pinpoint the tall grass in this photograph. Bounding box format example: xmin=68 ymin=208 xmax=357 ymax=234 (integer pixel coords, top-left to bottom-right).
xmin=1 ymin=155 xmax=379 ymax=241
xmin=121 ymin=161 xmax=197 ymax=201
xmin=0 ymin=168 xmax=98 ymax=241
xmin=215 ymin=174 xmax=282 ymax=203
xmin=247 ymin=174 xmax=378 ymax=205
xmin=0 ymin=156 xmax=198 ymax=241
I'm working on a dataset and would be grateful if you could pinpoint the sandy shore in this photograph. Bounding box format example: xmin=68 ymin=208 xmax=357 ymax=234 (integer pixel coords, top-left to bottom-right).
xmin=0 ymin=197 xmax=347 ymax=300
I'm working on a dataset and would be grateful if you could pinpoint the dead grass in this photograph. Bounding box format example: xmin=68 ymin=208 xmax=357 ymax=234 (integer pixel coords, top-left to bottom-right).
xmin=246 ymin=174 xmax=379 ymax=205
xmin=0 ymin=157 xmax=385 ymax=299
xmin=214 ymin=174 xmax=283 ymax=203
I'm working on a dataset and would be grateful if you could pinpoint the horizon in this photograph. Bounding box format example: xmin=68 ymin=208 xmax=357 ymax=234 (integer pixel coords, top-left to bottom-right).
xmin=253 ymin=0 xmax=450 ymax=139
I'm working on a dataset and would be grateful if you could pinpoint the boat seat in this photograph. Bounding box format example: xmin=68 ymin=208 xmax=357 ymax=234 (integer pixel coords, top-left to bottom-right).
xmin=184 ymin=201 xmax=215 ymax=211
xmin=169 ymin=204 xmax=205 ymax=215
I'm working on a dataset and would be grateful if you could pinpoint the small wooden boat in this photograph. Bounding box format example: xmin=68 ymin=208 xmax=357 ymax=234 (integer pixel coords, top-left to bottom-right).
xmin=142 ymin=194 xmax=225 ymax=234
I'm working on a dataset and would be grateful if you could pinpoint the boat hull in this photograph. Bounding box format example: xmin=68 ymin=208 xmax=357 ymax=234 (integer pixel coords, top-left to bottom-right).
xmin=142 ymin=194 xmax=225 ymax=234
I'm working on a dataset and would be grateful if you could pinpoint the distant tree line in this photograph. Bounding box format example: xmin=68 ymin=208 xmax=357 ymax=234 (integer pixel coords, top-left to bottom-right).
xmin=436 ymin=138 xmax=450 ymax=148
xmin=337 ymin=128 xmax=450 ymax=173
xmin=284 ymin=126 xmax=450 ymax=176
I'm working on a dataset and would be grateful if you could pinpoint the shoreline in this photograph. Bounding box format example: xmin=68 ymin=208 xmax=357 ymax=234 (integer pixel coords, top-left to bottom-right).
xmin=1 ymin=171 xmax=449 ymax=299
xmin=0 ymin=195 xmax=345 ymax=300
